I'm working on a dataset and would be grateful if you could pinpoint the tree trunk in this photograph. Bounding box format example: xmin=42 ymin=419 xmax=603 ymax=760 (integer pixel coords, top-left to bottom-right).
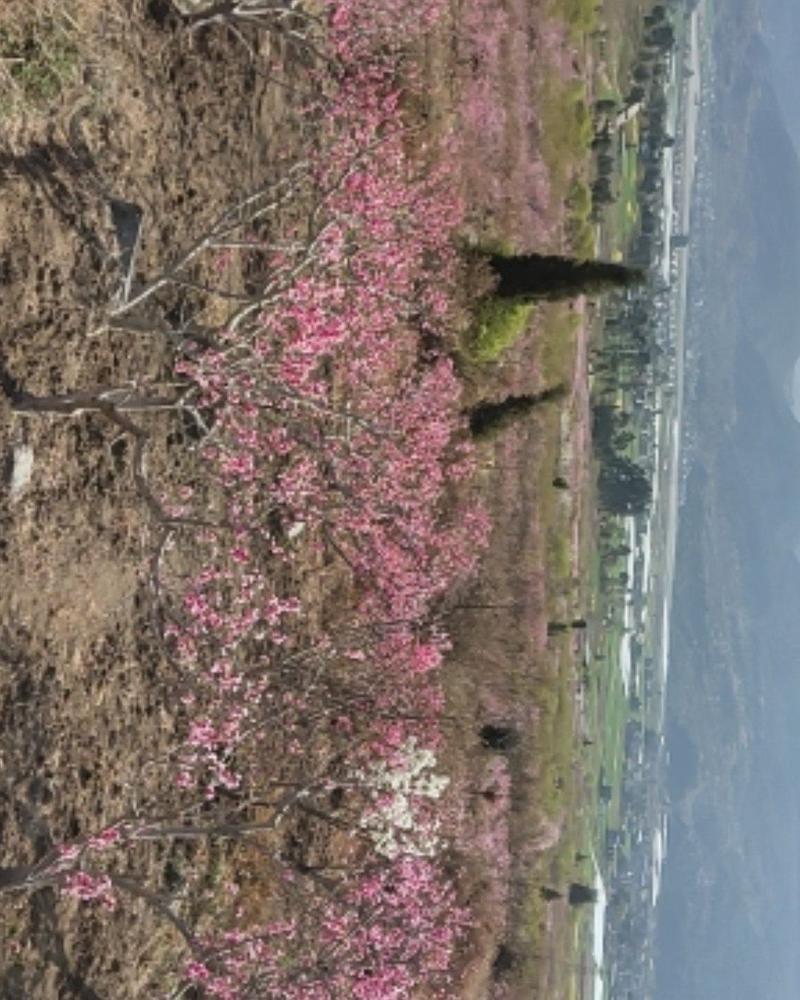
xmin=0 ymin=864 xmax=36 ymax=891
xmin=13 ymin=388 xmax=183 ymax=416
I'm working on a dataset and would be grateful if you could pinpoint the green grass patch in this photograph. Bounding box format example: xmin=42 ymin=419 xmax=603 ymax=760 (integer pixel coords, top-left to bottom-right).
xmin=567 ymin=177 xmax=592 ymax=218
xmin=551 ymin=0 xmax=598 ymax=38
xmin=566 ymin=178 xmax=597 ymax=259
xmin=539 ymin=302 xmax=581 ymax=385
xmin=469 ymin=234 xmax=519 ymax=257
xmin=572 ymin=218 xmax=597 ymax=260
xmin=595 ymin=77 xmax=624 ymax=106
xmin=549 ymin=531 xmax=572 ymax=582
xmin=583 ymin=512 xmax=637 ymax=848
xmin=538 ymin=78 xmax=594 ymax=206
xmin=597 ymin=129 xmax=642 ymax=259
xmin=467 ymin=297 xmax=535 ymax=363
xmin=0 ymin=13 xmax=79 ymax=116
xmin=616 ymin=141 xmax=640 ymax=244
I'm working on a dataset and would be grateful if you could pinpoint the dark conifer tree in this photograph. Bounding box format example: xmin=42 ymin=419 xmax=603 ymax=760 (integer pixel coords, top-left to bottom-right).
xmin=467 ymin=384 xmax=567 ymax=439
xmin=485 ymin=252 xmax=643 ymax=302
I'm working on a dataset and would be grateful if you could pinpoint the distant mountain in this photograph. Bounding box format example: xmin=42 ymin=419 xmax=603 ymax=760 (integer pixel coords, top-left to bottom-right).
xmin=654 ymin=1 xmax=800 ymax=997
xmin=761 ymin=0 xmax=800 ymax=154
xmin=740 ymin=75 xmax=800 ymax=386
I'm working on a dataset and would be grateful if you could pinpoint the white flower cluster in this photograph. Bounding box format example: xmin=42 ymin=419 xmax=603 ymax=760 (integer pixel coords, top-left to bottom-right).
xmin=357 ymin=739 xmax=450 ymax=859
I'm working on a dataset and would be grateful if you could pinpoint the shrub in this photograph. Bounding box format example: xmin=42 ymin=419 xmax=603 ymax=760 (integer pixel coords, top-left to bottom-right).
xmin=467 ymin=297 xmax=535 ymax=363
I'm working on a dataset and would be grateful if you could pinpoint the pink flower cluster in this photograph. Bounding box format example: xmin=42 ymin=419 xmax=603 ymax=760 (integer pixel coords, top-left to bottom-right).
xmin=62 ymin=871 xmax=117 ymax=911
xmin=166 ymin=53 xmax=489 ymax=796
xmin=87 ymin=0 xmax=493 ymax=993
xmin=324 ymin=0 xmax=447 ymax=62
xmin=186 ymin=857 xmax=468 ymax=999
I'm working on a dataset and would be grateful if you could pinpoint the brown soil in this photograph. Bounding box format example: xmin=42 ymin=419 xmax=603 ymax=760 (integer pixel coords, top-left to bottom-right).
xmin=0 ymin=2 xmax=314 ymax=994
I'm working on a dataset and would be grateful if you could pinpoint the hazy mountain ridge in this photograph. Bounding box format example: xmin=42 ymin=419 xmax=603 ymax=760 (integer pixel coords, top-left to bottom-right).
xmin=761 ymin=0 xmax=800 ymax=153
xmin=655 ymin=1 xmax=800 ymax=995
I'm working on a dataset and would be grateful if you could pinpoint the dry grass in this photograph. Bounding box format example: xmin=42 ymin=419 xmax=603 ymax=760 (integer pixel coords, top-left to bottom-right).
xmin=0 ymin=2 xmax=317 ymax=992
xmin=441 ymin=284 xmax=594 ymax=997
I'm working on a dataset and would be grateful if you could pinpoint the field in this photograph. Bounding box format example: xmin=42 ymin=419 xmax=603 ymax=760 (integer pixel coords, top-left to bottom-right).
xmin=0 ymin=0 xmax=655 ymax=997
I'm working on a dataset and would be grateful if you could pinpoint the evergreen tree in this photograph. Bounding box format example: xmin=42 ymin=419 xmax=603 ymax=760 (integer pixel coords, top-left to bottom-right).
xmin=568 ymin=883 xmax=598 ymax=906
xmin=486 ymin=252 xmax=643 ymax=302
xmin=467 ymin=384 xmax=567 ymax=439
xmin=598 ymin=454 xmax=651 ymax=515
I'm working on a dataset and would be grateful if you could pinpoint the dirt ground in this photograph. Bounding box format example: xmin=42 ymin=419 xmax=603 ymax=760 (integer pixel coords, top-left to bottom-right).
xmin=0 ymin=2 xmax=315 ymax=994
xmin=0 ymin=1 xmax=590 ymax=997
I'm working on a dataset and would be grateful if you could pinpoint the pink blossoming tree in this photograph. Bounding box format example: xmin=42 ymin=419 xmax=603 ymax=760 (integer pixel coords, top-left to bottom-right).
xmin=1 ymin=1 xmax=491 ymax=995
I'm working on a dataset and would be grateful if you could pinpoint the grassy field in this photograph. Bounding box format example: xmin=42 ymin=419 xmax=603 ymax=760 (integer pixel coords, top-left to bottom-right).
xmin=567 ymin=178 xmax=597 ymax=259
xmin=538 ymin=76 xmax=594 ymax=207
xmin=612 ymin=129 xmax=642 ymax=255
